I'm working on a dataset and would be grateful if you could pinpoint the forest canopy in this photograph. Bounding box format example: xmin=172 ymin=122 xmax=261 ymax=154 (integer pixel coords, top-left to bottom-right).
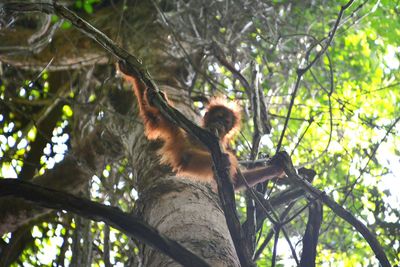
xmin=0 ymin=0 xmax=399 ymax=266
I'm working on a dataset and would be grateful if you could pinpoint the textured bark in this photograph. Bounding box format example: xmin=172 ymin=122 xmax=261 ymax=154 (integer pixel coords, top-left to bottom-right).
xmin=139 ymin=177 xmax=240 ymax=267
xmin=106 ymin=82 xmax=240 ymax=265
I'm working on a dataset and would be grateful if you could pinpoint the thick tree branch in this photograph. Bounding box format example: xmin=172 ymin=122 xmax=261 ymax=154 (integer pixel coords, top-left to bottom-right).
xmin=0 ymin=121 xmax=122 ymax=234
xmin=0 ymin=179 xmax=210 ymax=267
xmin=0 ymin=156 xmax=88 ymax=234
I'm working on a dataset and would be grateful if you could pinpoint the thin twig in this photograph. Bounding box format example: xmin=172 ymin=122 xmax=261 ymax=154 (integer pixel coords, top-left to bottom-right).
xmin=276 ymin=0 xmax=355 ymax=152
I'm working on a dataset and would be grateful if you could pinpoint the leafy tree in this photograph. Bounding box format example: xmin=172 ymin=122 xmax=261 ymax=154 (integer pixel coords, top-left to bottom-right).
xmin=0 ymin=0 xmax=398 ymax=266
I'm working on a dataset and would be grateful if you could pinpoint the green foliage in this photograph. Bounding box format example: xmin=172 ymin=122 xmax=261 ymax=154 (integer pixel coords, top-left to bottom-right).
xmin=212 ymin=1 xmax=399 ymax=265
xmin=75 ymin=0 xmax=102 ymax=14
xmin=1 ymin=0 xmax=399 ymax=266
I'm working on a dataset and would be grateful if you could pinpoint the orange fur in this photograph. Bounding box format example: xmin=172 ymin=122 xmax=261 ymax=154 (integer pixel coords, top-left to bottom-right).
xmin=118 ymin=62 xmax=284 ymax=189
xmin=119 ymin=67 xmax=239 ymax=184
xmin=204 ymin=97 xmax=241 ymax=144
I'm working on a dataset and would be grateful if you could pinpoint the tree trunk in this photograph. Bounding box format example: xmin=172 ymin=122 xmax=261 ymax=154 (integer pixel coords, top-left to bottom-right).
xmin=138 ymin=177 xmax=240 ymax=267
xmin=108 ymin=91 xmax=241 ymax=265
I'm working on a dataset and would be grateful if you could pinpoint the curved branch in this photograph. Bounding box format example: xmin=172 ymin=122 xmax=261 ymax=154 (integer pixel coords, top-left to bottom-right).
xmin=0 ymin=179 xmax=210 ymax=267
xmin=0 ymin=156 xmax=89 ymax=234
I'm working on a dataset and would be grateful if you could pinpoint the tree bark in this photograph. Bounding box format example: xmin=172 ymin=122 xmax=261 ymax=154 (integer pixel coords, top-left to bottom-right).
xmin=138 ymin=177 xmax=240 ymax=267
xmin=107 ymin=92 xmax=240 ymax=265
